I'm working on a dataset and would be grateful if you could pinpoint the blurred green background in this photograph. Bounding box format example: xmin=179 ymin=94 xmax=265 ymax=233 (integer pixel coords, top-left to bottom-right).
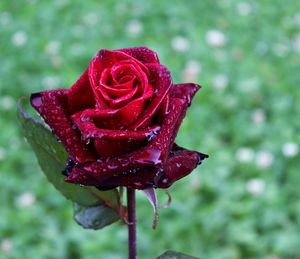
xmin=1 ymin=0 xmax=300 ymax=258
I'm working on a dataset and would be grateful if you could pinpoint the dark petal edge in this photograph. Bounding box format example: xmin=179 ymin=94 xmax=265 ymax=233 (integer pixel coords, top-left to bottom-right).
xmin=30 ymin=90 xmax=96 ymax=163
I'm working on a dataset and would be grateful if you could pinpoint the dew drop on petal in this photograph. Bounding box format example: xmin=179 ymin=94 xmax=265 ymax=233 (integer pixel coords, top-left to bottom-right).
xmin=107 ymin=164 xmax=119 ymax=170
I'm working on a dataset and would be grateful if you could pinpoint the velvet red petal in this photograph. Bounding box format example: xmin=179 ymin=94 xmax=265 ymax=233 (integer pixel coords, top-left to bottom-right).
xmin=157 ymin=148 xmax=208 ymax=188
xmin=73 ymin=116 xmax=160 ymax=141
xmin=66 ymin=69 xmax=95 ymax=114
xmin=96 ymin=50 xmax=149 ymax=74
xmin=88 ymin=57 xmax=109 ymax=108
xmin=118 ymin=47 xmax=160 ymax=64
xmin=73 ymin=111 xmax=160 ymax=157
xmin=92 ymin=148 xmax=208 ymax=190
xmin=170 ymin=83 xmax=201 ymax=106
xmin=129 ymin=64 xmax=172 ymax=129
xmin=91 ymin=167 xmax=157 ymax=190
xmin=133 ymin=98 xmax=186 ymax=165
xmin=30 ymin=90 xmax=96 ymax=163
xmin=168 ymin=83 xmax=201 ymax=146
xmin=71 ymin=93 xmax=147 ymax=130
xmin=98 ymin=83 xmax=138 ymax=109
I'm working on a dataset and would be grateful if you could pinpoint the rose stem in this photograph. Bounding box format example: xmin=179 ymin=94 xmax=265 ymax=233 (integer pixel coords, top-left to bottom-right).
xmin=127 ymin=187 xmax=137 ymax=259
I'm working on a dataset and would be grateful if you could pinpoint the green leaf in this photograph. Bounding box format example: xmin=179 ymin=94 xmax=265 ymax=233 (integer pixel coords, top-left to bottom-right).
xmin=157 ymin=250 xmax=200 ymax=259
xmin=17 ymin=97 xmax=120 ymax=213
xmin=73 ymin=203 xmax=119 ymax=230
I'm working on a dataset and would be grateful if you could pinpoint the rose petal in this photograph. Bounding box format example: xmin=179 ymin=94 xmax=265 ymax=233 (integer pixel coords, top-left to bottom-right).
xmin=98 ymin=82 xmax=138 ymax=109
xmin=88 ymin=58 xmax=109 ymax=108
xmin=118 ymin=47 xmax=160 ymax=64
xmin=114 ymin=97 xmax=146 ymax=127
xmin=110 ymin=62 xmax=149 ymax=85
xmin=157 ymin=148 xmax=208 ymax=188
xmin=129 ymin=64 xmax=172 ymax=129
xmin=73 ymin=117 xmax=160 ymax=141
xmin=72 ymin=108 xmax=118 ymax=121
xmin=94 ymin=167 xmax=157 ymax=190
xmin=66 ymin=69 xmax=95 ymax=114
xmin=73 ymin=111 xmax=161 ymax=157
xmin=97 ymin=50 xmax=149 ymax=74
xmin=100 ymin=68 xmax=134 ymax=93
xmin=93 ymin=138 xmax=144 ymax=158
xmin=71 ymin=89 xmax=147 ymax=130
xmin=168 ymin=83 xmax=201 ymax=146
xmin=156 ymin=95 xmax=170 ymax=124
xmin=132 ymin=98 xmax=186 ymax=165
xmin=93 ymin=147 xmax=208 ymax=190
xmin=101 ymin=83 xmax=135 ymax=98
xmin=170 ymin=83 xmax=201 ymax=106
xmin=66 ymin=155 xmax=141 ymax=185
xmin=30 ymin=90 xmax=96 ymax=163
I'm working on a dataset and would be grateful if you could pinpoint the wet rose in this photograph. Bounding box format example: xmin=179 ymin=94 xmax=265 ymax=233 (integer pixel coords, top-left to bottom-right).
xmin=31 ymin=47 xmax=207 ymax=190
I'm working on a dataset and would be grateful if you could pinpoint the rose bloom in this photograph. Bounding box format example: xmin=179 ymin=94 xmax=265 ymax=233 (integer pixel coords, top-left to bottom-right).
xmin=31 ymin=47 xmax=207 ymax=190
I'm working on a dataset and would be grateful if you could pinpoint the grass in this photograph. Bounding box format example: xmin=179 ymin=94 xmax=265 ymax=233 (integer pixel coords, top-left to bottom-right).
xmin=1 ymin=0 xmax=300 ymax=258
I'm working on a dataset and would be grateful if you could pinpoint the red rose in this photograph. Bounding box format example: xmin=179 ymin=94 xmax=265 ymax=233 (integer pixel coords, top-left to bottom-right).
xmin=31 ymin=47 xmax=207 ymax=190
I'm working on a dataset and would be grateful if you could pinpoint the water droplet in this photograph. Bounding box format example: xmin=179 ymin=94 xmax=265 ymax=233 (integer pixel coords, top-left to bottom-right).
xmin=146 ymin=126 xmax=160 ymax=141
xmin=121 ymin=160 xmax=130 ymax=167
xmin=80 ymin=116 xmax=90 ymax=122
xmin=107 ymin=164 xmax=119 ymax=170
xmin=66 ymin=138 xmax=73 ymax=145
xmin=147 ymin=133 xmax=155 ymax=141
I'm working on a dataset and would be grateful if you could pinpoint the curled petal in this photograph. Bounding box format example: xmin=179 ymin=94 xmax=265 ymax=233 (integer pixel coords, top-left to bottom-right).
xmin=170 ymin=83 xmax=201 ymax=106
xmin=30 ymin=90 xmax=96 ymax=163
xmin=73 ymin=110 xmax=160 ymax=157
xmin=96 ymin=49 xmax=149 ymax=75
xmin=117 ymin=47 xmax=160 ymax=64
xmin=88 ymin=58 xmax=109 ymax=108
xmin=101 ymin=83 xmax=135 ymax=98
xmin=157 ymin=147 xmax=208 ymax=188
xmin=71 ymin=94 xmax=147 ymax=129
xmin=114 ymin=97 xmax=146 ymax=127
xmin=98 ymin=83 xmax=138 ymax=109
xmin=110 ymin=62 xmax=148 ymax=87
xmin=167 ymin=84 xmax=201 ymax=147
xmin=73 ymin=115 xmax=160 ymax=141
xmin=66 ymin=69 xmax=95 ymax=113
xmin=68 ymin=147 xmax=208 ymax=190
xmin=130 ymin=64 xmax=172 ymax=129
xmin=132 ymin=97 xmax=186 ymax=165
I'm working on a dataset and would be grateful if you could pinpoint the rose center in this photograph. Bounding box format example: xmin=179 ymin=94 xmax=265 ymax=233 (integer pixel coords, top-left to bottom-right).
xmin=97 ymin=61 xmax=149 ymax=108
